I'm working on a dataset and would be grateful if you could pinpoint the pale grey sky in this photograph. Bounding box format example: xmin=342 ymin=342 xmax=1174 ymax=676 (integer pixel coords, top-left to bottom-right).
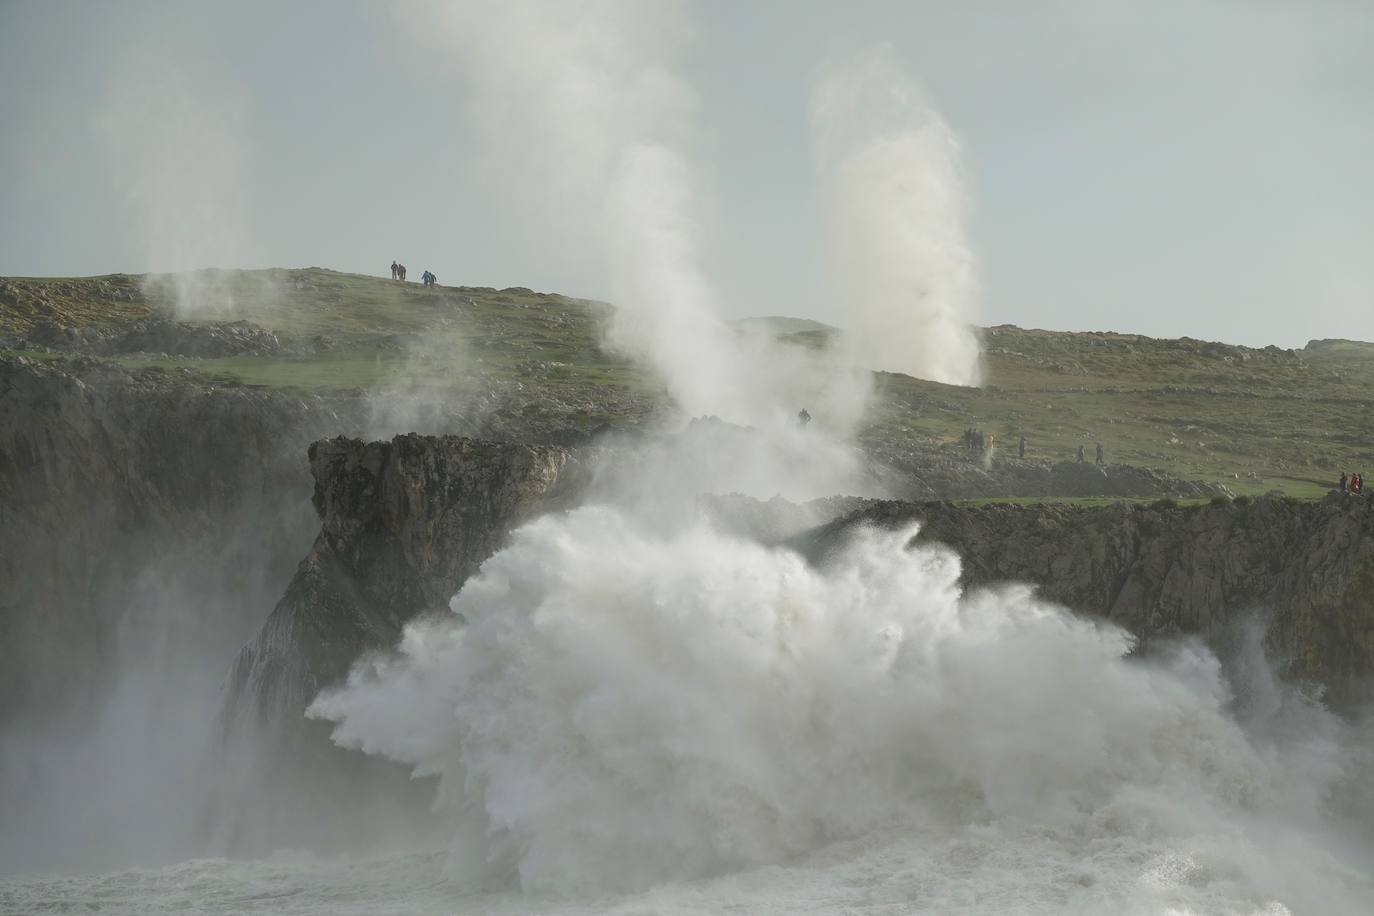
xmin=2 ymin=0 xmax=1370 ymax=347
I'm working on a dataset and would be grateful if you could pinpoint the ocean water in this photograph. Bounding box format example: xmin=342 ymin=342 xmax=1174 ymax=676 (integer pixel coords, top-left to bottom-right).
xmin=6 ymin=507 xmax=1372 ymax=914
xmin=4 ymin=817 xmax=1368 ymax=915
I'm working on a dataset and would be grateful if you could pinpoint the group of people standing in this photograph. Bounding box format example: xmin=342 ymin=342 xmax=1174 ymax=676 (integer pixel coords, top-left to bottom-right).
xmin=964 ymin=429 xmax=1036 ymax=460
xmin=964 ymin=428 xmax=1105 ymax=465
xmin=963 ymin=428 xmax=993 ymax=455
xmin=1077 ymin=442 xmax=1105 ymax=465
xmin=389 ymin=261 xmax=439 ymax=287
xmin=1340 ymin=472 xmax=1364 ymax=494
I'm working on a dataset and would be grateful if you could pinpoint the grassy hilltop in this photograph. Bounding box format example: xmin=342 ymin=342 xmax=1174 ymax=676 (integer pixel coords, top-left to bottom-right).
xmin=2 ymin=267 xmax=1371 ymax=498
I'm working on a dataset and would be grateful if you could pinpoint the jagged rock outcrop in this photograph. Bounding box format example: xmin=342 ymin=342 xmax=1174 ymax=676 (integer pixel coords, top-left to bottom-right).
xmin=224 ymin=434 xmax=590 ymax=726
xmin=209 ymin=434 xmax=592 ymax=856
xmin=798 ymin=495 xmax=1374 ymax=707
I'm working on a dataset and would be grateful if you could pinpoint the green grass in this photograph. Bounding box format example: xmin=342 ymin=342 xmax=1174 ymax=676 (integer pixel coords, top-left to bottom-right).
xmin=857 ymin=325 xmax=1373 ymax=498
xmin=4 ymin=267 xmax=1372 ymax=497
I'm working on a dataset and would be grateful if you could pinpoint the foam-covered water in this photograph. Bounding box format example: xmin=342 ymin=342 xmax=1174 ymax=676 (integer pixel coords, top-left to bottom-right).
xmin=8 ymin=507 xmax=1371 ymax=914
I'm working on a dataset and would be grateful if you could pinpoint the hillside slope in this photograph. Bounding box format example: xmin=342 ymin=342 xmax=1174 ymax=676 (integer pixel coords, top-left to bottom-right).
xmin=5 ymin=267 xmax=1370 ymax=498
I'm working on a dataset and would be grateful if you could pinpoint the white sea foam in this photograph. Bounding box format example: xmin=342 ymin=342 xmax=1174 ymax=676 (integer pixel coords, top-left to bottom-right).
xmin=306 ymin=506 xmax=1374 ymax=911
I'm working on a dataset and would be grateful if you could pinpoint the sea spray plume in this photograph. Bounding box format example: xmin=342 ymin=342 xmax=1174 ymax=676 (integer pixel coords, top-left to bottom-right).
xmin=94 ymin=35 xmax=260 ymax=318
xmin=813 ymin=46 xmax=982 ymax=387
xmin=309 ymin=508 xmax=1372 ymax=905
xmin=416 ymin=0 xmax=730 ymax=414
xmin=414 ymin=0 xmax=871 ymax=428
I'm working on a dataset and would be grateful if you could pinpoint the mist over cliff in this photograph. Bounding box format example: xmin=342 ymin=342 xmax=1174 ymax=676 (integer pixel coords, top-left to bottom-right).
xmin=3 ymin=2 xmax=1374 ymax=913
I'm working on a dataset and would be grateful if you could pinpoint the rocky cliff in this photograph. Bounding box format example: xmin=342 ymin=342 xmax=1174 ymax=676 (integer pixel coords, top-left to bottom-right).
xmin=208 ymin=434 xmax=590 ymax=855
xmin=237 ymin=434 xmax=1374 ymax=725
xmin=799 ymin=495 xmax=1374 ymax=707
xmin=0 ymin=355 xmax=358 ymax=730
xmin=224 ymin=434 xmax=590 ymax=728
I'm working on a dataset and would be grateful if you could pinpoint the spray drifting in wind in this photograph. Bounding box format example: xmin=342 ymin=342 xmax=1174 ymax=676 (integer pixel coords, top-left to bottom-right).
xmin=95 ymin=30 xmax=259 ymax=319
xmin=418 ymin=0 xmax=731 ymax=414
xmin=813 ymin=46 xmax=982 ymax=387
xmin=416 ymin=0 xmax=881 ymax=429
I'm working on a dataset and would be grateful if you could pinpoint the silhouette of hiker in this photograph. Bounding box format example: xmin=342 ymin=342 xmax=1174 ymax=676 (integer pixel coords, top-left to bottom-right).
xmin=390 ymin=261 xmax=398 ymax=280
xmin=1340 ymin=472 xmax=1348 ymax=492
xmin=1096 ymin=443 xmax=1104 ymax=466
xmin=798 ymin=408 xmax=811 ymax=427
xmin=1077 ymin=445 xmax=1085 ymax=463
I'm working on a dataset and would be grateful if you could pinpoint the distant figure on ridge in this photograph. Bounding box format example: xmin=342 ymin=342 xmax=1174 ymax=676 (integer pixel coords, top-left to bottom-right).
xmin=398 ymin=264 xmax=407 ymax=282
xmin=421 ymin=270 xmax=436 ymax=287
xmin=1077 ymin=444 xmax=1086 ymax=463
xmin=1018 ymin=435 xmax=1026 ymax=459
xmin=798 ymin=408 xmax=811 ymax=427
xmin=1096 ymin=443 xmax=1105 ymax=466
xmin=390 ymin=260 xmax=399 ymax=280
xmin=1340 ymin=472 xmax=1348 ymax=492
xmin=1354 ymin=473 xmax=1364 ymax=494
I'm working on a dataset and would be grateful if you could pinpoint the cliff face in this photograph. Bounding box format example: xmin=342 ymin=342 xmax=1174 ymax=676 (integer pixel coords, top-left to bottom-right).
xmin=0 ymin=355 xmax=357 ymax=729
xmin=800 ymin=497 xmax=1374 ymax=707
xmin=233 ymin=433 xmax=1374 ymax=724
xmin=224 ymin=434 xmax=589 ymax=726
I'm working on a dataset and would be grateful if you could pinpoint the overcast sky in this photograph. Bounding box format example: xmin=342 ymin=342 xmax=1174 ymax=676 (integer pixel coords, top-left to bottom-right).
xmin=2 ymin=0 xmax=1370 ymax=347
